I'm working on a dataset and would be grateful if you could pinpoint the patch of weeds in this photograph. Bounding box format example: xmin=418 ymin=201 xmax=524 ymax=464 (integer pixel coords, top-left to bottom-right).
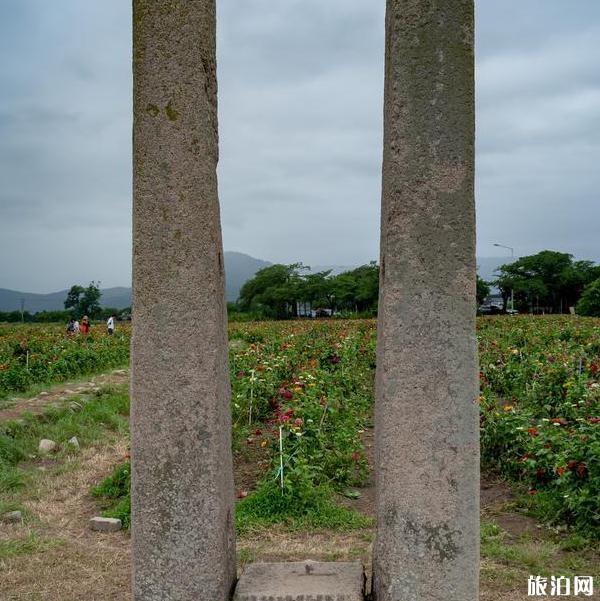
xmin=237 ymin=548 xmax=256 ymax=566
xmin=235 ymin=479 xmax=373 ymax=534
xmin=559 ymin=532 xmax=591 ymax=552
xmin=0 ymin=499 xmax=25 ymax=517
xmin=480 ymin=520 xmax=600 ymax=580
xmin=91 ymin=461 xmax=131 ymax=529
xmin=0 ymin=533 xmax=60 ymax=560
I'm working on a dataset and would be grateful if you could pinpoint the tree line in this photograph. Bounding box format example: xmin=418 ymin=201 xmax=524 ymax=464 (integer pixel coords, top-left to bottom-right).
xmin=231 ymin=262 xmax=380 ymax=320
xmin=491 ymin=250 xmax=600 ymax=316
xmin=233 ymin=250 xmax=600 ymax=320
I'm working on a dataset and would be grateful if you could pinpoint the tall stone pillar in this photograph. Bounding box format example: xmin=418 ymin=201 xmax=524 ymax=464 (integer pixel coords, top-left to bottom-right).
xmin=373 ymin=1 xmax=478 ymax=600
xmin=131 ymin=2 xmax=235 ymax=600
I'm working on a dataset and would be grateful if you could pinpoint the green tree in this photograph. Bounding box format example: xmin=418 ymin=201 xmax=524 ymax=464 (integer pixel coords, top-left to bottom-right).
xmin=332 ymin=262 xmax=379 ymax=313
xmin=238 ymin=264 xmax=306 ymax=319
xmin=495 ymin=251 xmax=598 ymax=313
xmin=576 ymin=278 xmax=600 ymax=317
xmin=476 ymin=276 xmax=490 ymax=305
xmin=64 ymin=282 xmax=102 ymax=318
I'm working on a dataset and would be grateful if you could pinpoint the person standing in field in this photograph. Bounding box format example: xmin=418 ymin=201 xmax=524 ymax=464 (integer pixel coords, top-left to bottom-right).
xmin=80 ymin=315 xmax=90 ymax=335
xmin=107 ymin=314 xmax=116 ymax=335
xmin=73 ymin=319 xmax=80 ymax=334
xmin=66 ymin=318 xmax=76 ymax=336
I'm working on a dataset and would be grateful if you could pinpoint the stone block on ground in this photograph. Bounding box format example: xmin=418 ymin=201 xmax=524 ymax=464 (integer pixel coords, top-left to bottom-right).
xmin=233 ymin=561 xmax=364 ymax=601
xmin=89 ymin=516 xmax=122 ymax=532
xmin=38 ymin=439 xmax=57 ymax=454
xmin=2 ymin=510 xmax=23 ymax=523
xmin=67 ymin=436 xmax=80 ymax=449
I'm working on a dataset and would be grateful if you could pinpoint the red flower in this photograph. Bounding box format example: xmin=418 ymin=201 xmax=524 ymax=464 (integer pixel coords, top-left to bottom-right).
xmin=351 ymin=451 xmax=361 ymax=462
xmin=254 ymin=429 xmax=262 ymax=436
xmin=576 ymin=463 xmax=587 ymax=478
xmin=590 ymin=417 xmax=600 ymax=424
xmin=527 ymin=427 xmax=539 ymax=437
xmin=293 ymin=418 xmax=304 ymax=428
xmin=279 ymin=388 xmax=293 ymax=400
xmin=527 ymin=489 xmax=538 ymax=495
xmin=237 ymin=490 xmax=248 ymax=499
xmin=556 ymin=466 xmax=566 ymax=476
xmin=567 ymin=460 xmax=578 ymax=470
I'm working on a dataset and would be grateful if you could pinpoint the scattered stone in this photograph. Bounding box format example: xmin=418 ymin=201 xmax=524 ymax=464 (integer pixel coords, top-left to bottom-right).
xmin=234 ymin=561 xmax=364 ymax=601
xmin=38 ymin=439 xmax=57 ymax=454
xmin=67 ymin=436 xmax=80 ymax=449
xmin=1 ymin=510 xmax=22 ymax=523
xmin=113 ymin=369 xmax=127 ymax=375
xmin=89 ymin=516 xmax=122 ymax=532
xmin=64 ymin=389 xmax=75 ymax=395
xmin=38 ymin=392 xmax=49 ymax=397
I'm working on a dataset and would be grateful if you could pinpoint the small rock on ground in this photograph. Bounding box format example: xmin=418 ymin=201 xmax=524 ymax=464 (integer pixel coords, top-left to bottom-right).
xmin=89 ymin=517 xmax=122 ymax=532
xmin=38 ymin=439 xmax=57 ymax=454
xmin=1 ymin=510 xmax=23 ymax=523
xmin=68 ymin=436 xmax=80 ymax=449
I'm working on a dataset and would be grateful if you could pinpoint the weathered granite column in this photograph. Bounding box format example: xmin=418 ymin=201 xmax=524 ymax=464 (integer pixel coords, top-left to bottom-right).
xmin=131 ymin=2 xmax=235 ymax=600
xmin=374 ymin=1 xmax=479 ymax=600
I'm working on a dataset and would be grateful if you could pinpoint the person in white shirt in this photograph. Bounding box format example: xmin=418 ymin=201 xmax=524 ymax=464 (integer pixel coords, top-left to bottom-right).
xmin=107 ymin=315 xmax=116 ymax=335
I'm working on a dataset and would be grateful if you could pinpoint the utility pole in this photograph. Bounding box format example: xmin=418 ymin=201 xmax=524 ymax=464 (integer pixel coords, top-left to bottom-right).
xmin=494 ymin=243 xmax=515 ymax=313
xmin=20 ymin=298 xmax=25 ymax=323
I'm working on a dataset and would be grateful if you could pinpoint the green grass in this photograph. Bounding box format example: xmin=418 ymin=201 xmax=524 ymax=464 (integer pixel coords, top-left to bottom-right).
xmin=0 ymin=533 xmax=61 ymax=560
xmin=480 ymin=520 xmax=600 ymax=580
xmin=0 ymin=386 xmax=129 ymax=495
xmin=235 ymin=480 xmax=373 ymax=534
xmin=91 ymin=461 xmax=131 ymax=528
xmin=92 ymin=461 xmax=373 ymax=535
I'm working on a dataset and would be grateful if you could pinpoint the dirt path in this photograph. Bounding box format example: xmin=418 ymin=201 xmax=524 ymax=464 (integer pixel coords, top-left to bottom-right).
xmin=0 ymin=369 xmax=129 ymax=423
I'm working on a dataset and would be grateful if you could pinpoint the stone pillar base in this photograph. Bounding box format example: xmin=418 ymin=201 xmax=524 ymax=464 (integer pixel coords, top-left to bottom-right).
xmin=233 ymin=561 xmax=365 ymax=601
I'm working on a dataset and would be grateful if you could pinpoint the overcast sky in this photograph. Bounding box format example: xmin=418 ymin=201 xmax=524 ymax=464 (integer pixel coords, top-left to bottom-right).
xmin=1 ymin=1 xmax=599 ymax=292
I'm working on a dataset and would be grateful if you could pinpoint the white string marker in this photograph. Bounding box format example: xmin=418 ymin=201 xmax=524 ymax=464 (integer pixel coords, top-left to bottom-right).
xmin=279 ymin=426 xmax=284 ymax=493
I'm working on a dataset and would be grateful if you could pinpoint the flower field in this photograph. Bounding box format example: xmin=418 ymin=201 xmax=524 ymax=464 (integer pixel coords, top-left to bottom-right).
xmin=1 ymin=316 xmax=599 ymax=535
xmin=479 ymin=316 xmax=600 ymax=535
xmin=0 ymin=323 xmax=130 ymax=398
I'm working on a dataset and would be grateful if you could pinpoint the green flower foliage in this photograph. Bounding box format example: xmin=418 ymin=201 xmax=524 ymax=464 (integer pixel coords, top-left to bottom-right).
xmin=479 ymin=316 xmax=600 ymax=536
xmin=0 ymin=324 xmax=130 ymax=398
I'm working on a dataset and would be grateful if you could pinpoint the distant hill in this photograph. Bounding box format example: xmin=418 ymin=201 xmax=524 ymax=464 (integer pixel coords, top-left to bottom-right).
xmin=0 ymin=251 xmax=271 ymax=312
xmin=224 ymin=251 xmax=271 ymax=300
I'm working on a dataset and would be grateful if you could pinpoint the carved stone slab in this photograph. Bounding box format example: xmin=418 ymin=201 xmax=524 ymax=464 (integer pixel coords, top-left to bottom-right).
xmin=234 ymin=561 xmax=364 ymax=601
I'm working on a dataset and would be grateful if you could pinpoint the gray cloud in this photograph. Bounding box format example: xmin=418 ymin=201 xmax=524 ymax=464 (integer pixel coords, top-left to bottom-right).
xmin=0 ymin=0 xmax=599 ymax=292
